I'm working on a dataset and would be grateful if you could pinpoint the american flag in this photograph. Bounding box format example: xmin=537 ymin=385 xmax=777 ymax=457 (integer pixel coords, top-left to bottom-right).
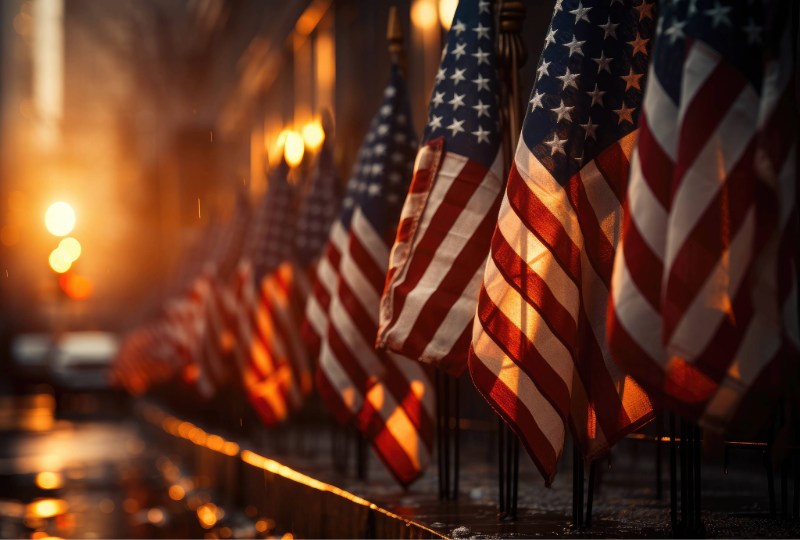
xmin=110 ymin=324 xmax=173 ymax=396
xmin=608 ymin=0 xmax=799 ymax=435
xmin=299 ymin=133 xmax=342 ymax=358
xmin=469 ymin=0 xmax=657 ymax=485
xmin=310 ymin=64 xmax=436 ymax=486
xmin=233 ymin=160 xmax=311 ymax=426
xmin=112 ymin=218 xmax=225 ymax=397
xmin=377 ymin=0 xmax=504 ymax=376
xmin=193 ymin=194 xmax=252 ymax=396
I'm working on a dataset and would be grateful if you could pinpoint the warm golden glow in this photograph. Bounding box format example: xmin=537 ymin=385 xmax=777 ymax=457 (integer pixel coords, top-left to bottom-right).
xmin=169 ymin=485 xmax=185 ymax=501
xmin=122 ymin=499 xmax=139 ymax=514
xmin=27 ymin=499 xmax=68 ymax=518
xmin=438 ymin=0 xmax=458 ymax=29
xmin=35 ymin=472 xmax=63 ymax=490
xmin=49 ymin=248 xmax=72 ymax=273
xmin=99 ymin=499 xmax=114 ymax=513
xmin=147 ymin=507 xmax=163 ymax=524
xmin=1 ymin=225 xmax=19 ymax=246
xmin=141 ymin=405 xmax=442 ymax=539
xmin=59 ymin=273 xmax=93 ymax=299
xmin=284 ymin=131 xmax=305 ymax=167
xmin=45 ymin=202 xmax=74 ymax=236
xmin=411 ymin=0 xmax=438 ymax=28
xmin=58 ymin=237 xmax=81 ymax=261
xmin=197 ymin=504 xmax=219 ymax=528
xmin=301 ymin=121 xmax=325 ymax=152
xmin=282 ymin=534 xmax=294 ymax=540
xmin=219 ymin=527 xmax=232 ymax=539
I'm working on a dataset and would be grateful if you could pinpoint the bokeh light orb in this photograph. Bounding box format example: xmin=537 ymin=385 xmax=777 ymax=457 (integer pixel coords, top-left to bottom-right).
xmin=284 ymin=131 xmax=305 ymax=167
xmin=301 ymin=121 xmax=325 ymax=151
xmin=438 ymin=0 xmax=458 ymax=30
xmin=411 ymin=0 xmax=438 ymax=29
xmin=58 ymin=237 xmax=81 ymax=261
xmin=35 ymin=472 xmax=63 ymax=490
xmin=45 ymin=202 xmax=75 ymax=237
xmin=49 ymin=248 xmax=72 ymax=273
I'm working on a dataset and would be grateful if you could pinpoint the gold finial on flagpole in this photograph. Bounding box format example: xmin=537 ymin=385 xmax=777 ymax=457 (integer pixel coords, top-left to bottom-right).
xmin=495 ymin=0 xmax=528 ymax=177
xmin=387 ymin=6 xmax=407 ymax=76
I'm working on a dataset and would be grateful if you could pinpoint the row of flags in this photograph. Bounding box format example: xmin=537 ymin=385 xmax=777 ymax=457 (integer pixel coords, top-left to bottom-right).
xmin=113 ymin=0 xmax=799 ymax=488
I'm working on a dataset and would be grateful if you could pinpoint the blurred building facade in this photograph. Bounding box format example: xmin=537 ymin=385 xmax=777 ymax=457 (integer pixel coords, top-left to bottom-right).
xmin=0 ymin=0 xmax=554 ymax=341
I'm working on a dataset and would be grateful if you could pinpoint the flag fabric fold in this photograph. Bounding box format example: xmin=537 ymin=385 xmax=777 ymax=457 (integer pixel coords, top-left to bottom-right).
xmin=311 ymin=63 xmax=435 ymax=486
xmin=469 ymin=0 xmax=656 ymax=486
xmin=377 ymin=0 xmax=504 ymax=376
xmin=607 ymin=0 xmax=799 ymax=435
xmin=233 ymin=161 xmax=311 ymax=426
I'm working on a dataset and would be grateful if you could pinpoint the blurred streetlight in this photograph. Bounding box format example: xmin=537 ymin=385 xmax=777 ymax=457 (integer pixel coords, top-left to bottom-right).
xmin=45 ymin=202 xmax=74 ymax=236
xmin=58 ymin=237 xmax=81 ymax=262
xmin=411 ymin=0 xmax=438 ymax=29
xmin=283 ymin=131 xmax=305 ymax=167
xmin=438 ymin=0 xmax=458 ymax=30
xmin=48 ymin=247 xmax=72 ymax=273
xmin=301 ymin=120 xmax=325 ymax=152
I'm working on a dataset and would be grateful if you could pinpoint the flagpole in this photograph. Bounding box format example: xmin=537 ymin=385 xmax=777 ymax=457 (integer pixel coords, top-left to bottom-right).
xmin=387 ymin=6 xmax=407 ymax=77
xmin=495 ymin=0 xmax=527 ymax=521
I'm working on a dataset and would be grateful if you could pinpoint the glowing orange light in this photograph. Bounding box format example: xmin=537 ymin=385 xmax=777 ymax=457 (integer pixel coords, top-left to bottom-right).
xmin=219 ymin=527 xmax=232 ymax=539
xmin=49 ymin=248 xmax=72 ymax=273
xmin=301 ymin=121 xmax=325 ymax=152
xmin=122 ymin=498 xmax=139 ymax=513
xmin=35 ymin=471 xmax=63 ymax=490
xmin=147 ymin=508 xmax=163 ymax=524
xmin=255 ymin=520 xmax=268 ymax=533
xmin=45 ymin=202 xmax=75 ymax=237
xmin=59 ymin=273 xmax=93 ymax=299
xmin=284 ymin=131 xmax=305 ymax=167
xmin=438 ymin=0 xmax=458 ymax=29
xmin=411 ymin=0 xmax=438 ymax=28
xmin=169 ymin=485 xmax=185 ymax=501
xmin=27 ymin=499 xmax=68 ymax=518
xmin=282 ymin=533 xmax=294 ymax=539
xmin=1 ymin=225 xmax=19 ymax=246
xmin=58 ymin=237 xmax=81 ymax=261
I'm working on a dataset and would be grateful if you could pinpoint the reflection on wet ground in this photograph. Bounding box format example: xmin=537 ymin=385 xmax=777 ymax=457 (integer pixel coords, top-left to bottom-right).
xmin=3 ymin=391 xmax=800 ymax=539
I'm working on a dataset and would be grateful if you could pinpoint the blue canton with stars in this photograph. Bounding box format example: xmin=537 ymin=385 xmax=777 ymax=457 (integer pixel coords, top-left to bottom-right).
xmin=424 ymin=0 xmax=501 ymax=170
xmin=653 ymin=0 xmax=775 ymax=104
xmin=241 ymin=159 xmax=297 ymax=281
xmin=295 ymin=136 xmax=342 ymax=267
xmin=524 ymin=0 xmax=656 ymax=184
xmin=339 ymin=63 xmax=418 ymax=242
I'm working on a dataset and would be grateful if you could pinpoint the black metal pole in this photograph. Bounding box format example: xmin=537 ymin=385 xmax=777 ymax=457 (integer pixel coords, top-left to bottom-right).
xmin=670 ymin=412 xmax=678 ymax=533
xmin=680 ymin=418 xmax=688 ymax=535
xmin=766 ymin=446 xmax=777 ymax=519
xmin=578 ymin=452 xmax=585 ymax=527
xmin=793 ymin=446 xmax=799 ymax=519
xmin=656 ymin=412 xmax=663 ymax=499
xmin=572 ymin=443 xmax=578 ymax=528
xmin=586 ymin=460 xmax=596 ymax=528
xmin=505 ymin=423 xmax=513 ymax=517
xmin=511 ymin=435 xmax=519 ymax=519
xmin=443 ymin=374 xmax=451 ymax=502
xmin=686 ymin=421 xmax=694 ymax=531
xmin=453 ymin=375 xmax=460 ymax=501
xmin=436 ymin=371 xmax=444 ymax=500
xmin=780 ymin=399 xmax=788 ymax=520
xmin=694 ymin=425 xmax=702 ymax=531
xmin=498 ymin=416 xmax=505 ymax=515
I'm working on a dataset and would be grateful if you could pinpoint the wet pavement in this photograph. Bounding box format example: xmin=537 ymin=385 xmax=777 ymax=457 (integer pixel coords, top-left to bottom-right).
xmin=2 ymin=391 xmax=800 ymax=539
